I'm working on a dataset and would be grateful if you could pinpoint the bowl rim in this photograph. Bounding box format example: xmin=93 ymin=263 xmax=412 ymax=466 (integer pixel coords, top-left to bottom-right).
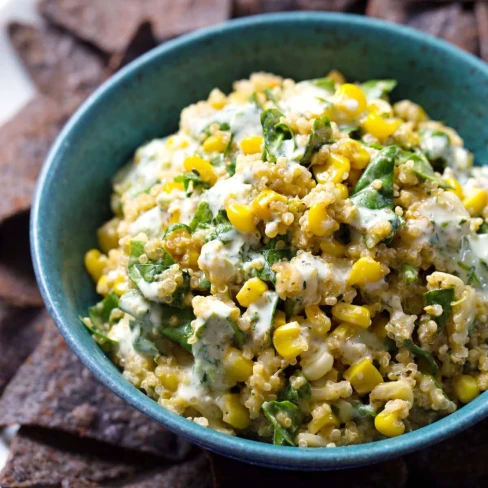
xmin=31 ymin=11 xmax=488 ymax=469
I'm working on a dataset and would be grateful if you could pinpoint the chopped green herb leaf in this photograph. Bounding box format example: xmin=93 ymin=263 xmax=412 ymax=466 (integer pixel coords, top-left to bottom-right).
xmin=262 ymin=400 xmax=303 ymax=446
xmin=300 ymin=116 xmax=332 ymax=166
xmin=189 ymin=202 xmax=213 ymax=232
xmin=424 ymin=288 xmax=455 ymax=332
xmin=403 ymin=339 xmax=438 ymax=375
xmin=401 ymin=264 xmax=419 ymax=284
xmin=361 ymin=79 xmax=397 ymax=101
xmin=309 ymin=77 xmax=336 ymax=94
xmin=398 ymin=151 xmax=451 ymax=189
xmin=261 ymin=108 xmax=294 ymax=162
xmin=279 ymin=371 xmax=311 ymax=404
xmin=174 ymin=172 xmax=210 ymax=193
xmin=256 ymin=236 xmax=295 ymax=283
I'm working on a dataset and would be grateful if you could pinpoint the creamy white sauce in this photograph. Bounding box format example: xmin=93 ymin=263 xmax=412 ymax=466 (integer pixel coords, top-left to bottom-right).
xmin=277 ymin=138 xmax=306 ymax=162
xmin=463 ymin=166 xmax=488 ymax=193
xmin=115 ymin=139 xmax=167 ymax=198
xmin=203 ymin=173 xmax=253 ymax=216
xmin=448 ymin=146 xmax=472 ymax=171
xmin=198 ymin=229 xmax=248 ymax=277
xmin=119 ymin=290 xmax=162 ymax=330
xmin=422 ymin=132 xmax=449 ymax=160
xmin=189 ymin=103 xmax=262 ymax=142
xmin=416 ymin=195 xmax=470 ymax=251
xmin=129 ymin=206 xmax=165 ymax=237
xmin=200 ymin=297 xmax=233 ymax=321
xmin=354 ymin=206 xmax=397 ymax=232
xmin=191 ymin=299 xmax=237 ymax=391
xmin=108 ymin=317 xmax=138 ymax=358
xmin=172 ymin=142 xmax=199 ymax=170
xmin=177 ymin=369 xmax=208 ymax=403
xmin=411 ymin=195 xmax=488 ymax=290
xmin=247 ymin=291 xmax=278 ymax=344
xmin=135 ymin=279 xmax=163 ymax=303
xmin=282 ymin=82 xmax=331 ymax=116
xmin=294 ymin=252 xmax=330 ymax=305
xmin=174 ymin=195 xmax=199 ymax=225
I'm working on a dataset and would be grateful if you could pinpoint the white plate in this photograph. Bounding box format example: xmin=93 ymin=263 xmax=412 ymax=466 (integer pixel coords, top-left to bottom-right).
xmin=0 ymin=0 xmax=38 ymax=470
xmin=0 ymin=0 xmax=40 ymax=126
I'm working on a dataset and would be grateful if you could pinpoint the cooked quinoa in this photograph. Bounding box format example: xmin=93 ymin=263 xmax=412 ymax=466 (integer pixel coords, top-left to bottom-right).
xmin=83 ymin=71 xmax=488 ymax=447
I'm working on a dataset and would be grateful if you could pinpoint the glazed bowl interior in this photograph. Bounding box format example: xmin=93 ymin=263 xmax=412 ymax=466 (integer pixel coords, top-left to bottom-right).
xmin=31 ymin=12 xmax=488 ymax=470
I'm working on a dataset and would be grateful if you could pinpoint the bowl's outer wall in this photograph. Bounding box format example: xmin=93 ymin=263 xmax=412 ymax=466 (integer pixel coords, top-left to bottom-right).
xmin=33 ymin=13 xmax=488 ymax=470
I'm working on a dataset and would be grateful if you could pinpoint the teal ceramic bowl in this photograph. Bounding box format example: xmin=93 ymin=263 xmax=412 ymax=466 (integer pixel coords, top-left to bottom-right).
xmin=31 ymin=12 xmax=488 ymax=470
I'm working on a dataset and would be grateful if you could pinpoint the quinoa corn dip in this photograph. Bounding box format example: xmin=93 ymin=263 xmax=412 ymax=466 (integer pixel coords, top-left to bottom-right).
xmin=83 ymin=71 xmax=488 ymax=448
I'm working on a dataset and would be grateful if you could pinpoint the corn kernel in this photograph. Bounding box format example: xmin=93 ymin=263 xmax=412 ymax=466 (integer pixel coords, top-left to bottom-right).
xmin=328 ymin=153 xmax=351 ymax=182
xmin=96 ymin=274 xmax=109 ymax=297
xmin=463 ymin=188 xmax=488 ymax=216
xmin=335 ymin=183 xmax=349 ymax=199
xmin=113 ymin=276 xmax=128 ymax=297
xmin=308 ymin=410 xmax=340 ymax=434
xmin=203 ymin=134 xmax=227 ymax=153
xmin=226 ymin=204 xmax=256 ymax=233
xmin=335 ymin=83 xmax=367 ymax=119
xmin=335 ymin=140 xmax=370 ymax=169
xmin=222 ymin=393 xmax=250 ymax=430
xmin=367 ymin=99 xmax=394 ymax=117
xmin=236 ymin=278 xmax=268 ymax=307
xmin=223 ymin=347 xmax=254 ymax=382
xmin=166 ymin=135 xmax=189 ymax=150
xmin=273 ymin=322 xmax=307 ymax=360
xmin=183 ymin=155 xmax=217 ymax=185
xmin=320 ymin=239 xmax=346 ymax=258
xmin=329 ymin=323 xmax=356 ymax=342
xmin=347 ymin=257 xmax=385 ymax=287
xmin=85 ymin=249 xmax=106 ymax=282
xmin=273 ymin=310 xmax=287 ymax=328
xmin=240 ymin=136 xmax=263 ymax=154
xmin=188 ymin=249 xmax=200 ymax=268
xmin=307 ymin=203 xmax=331 ymax=237
xmin=97 ymin=218 xmax=119 ymax=254
xmin=372 ymin=380 xmax=414 ymax=404
xmin=209 ymin=88 xmax=227 ymax=109
xmin=332 ymin=303 xmax=371 ymax=328
xmin=163 ymin=181 xmax=185 ymax=193
xmin=166 ymin=135 xmax=177 ymax=149
xmin=305 ymin=305 xmax=331 ymax=335
xmin=326 ymin=69 xmax=345 ymax=85
xmin=371 ymin=314 xmax=389 ymax=341
xmin=210 ymin=99 xmax=227 ymax=109
xmin=305 ymin=305 xmax=325 ymax=325
xmin=454 ymin=375 xmax=480 ymax=403
xmin=251 ymin=189 xmax=287 ymax=220
xmin=362 ymin=113 xmax=401 ymax=140
xmin=169 ymin=209 xmax=181 ymax=224
xmin=313 ymin=153 xmax=351 ymax=184
xmin=344 ymin=358 xmax=383 ymax=395
xmin=374 ymin=410 xmax=405 ymax=437
xmin=444 ymin=177 xmax=464 ymax=200
xmin=160 ymin=371 xmax=179 ymax=391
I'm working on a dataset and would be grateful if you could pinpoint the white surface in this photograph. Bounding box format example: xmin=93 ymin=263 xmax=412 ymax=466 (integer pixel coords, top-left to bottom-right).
xmin=0 ymin=0 xmax=40 ymax=126
xmin=0 ymin=0 xmax=38 ymax=470
xmin=0 ymin=426 xmax=18 ymax=468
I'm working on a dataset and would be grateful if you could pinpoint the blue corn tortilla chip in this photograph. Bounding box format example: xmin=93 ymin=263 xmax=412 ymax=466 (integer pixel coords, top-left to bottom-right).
xmin=38 ymin=0 xmax=230 ymax=53
xmin=0 ymin=306 xmax=44 ymax=395
xmin=0 ymin=212 xmax=43 ymax=307
xmin=0 ymin=427 xmax=209 ymax=488
xmin=0 ymin=319 xmax=191 ymax=460
xmin=8 ymin=22 xmax=105 ymax=102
